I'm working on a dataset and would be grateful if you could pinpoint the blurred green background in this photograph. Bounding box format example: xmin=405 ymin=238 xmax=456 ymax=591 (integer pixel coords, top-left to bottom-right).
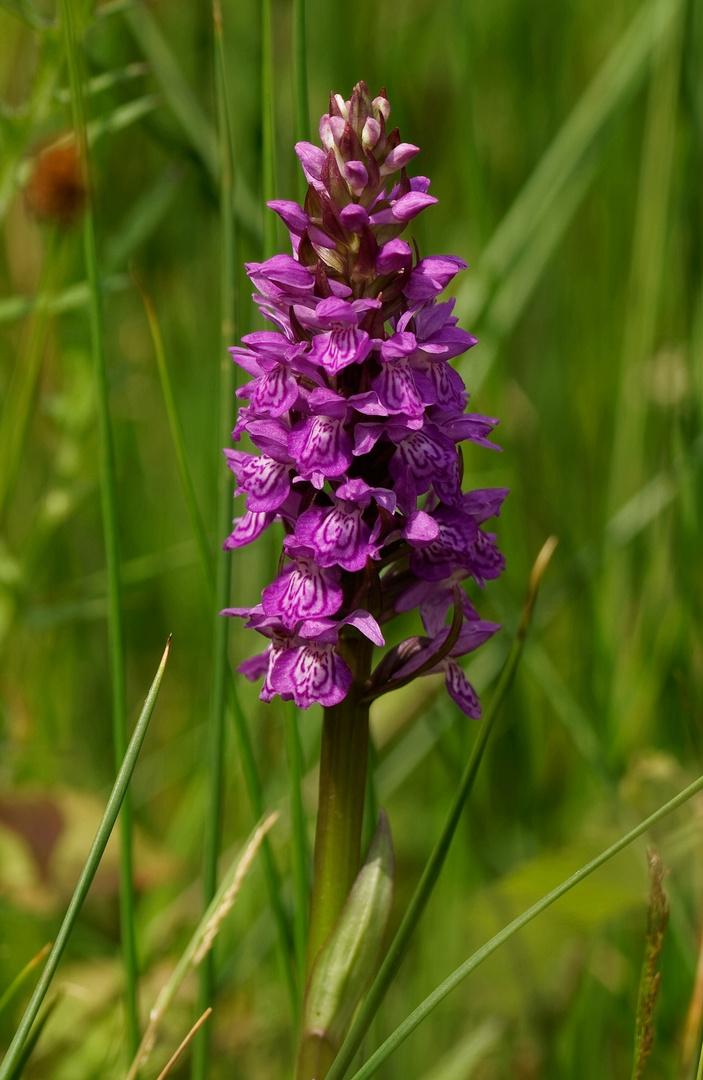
xmin=1 ymin=0 xmax=703 ymax=1076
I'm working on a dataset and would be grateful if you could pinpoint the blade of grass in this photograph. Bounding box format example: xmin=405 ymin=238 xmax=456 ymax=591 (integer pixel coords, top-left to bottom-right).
xmin=122 ymin=2 xmax=261 ymax=243
xmin=600 ymin=0 xmax=684 ymax=754
xmin=325 ymin=537 xmax=558 ymax=1080
xmin=346 ymin=766 xmax=703 ymax=1080
xmin=0 ymin=229 xmax=62 ymax=526
xmin=0 ymin=945 xmax=51 ymax=1018
xmin=104 ymin=163 xmax=183 ymax=272
xmin=0 ymin=638 xmax=171 ymax=1080
xmin=125 ymin=812 xmax=278 ymax=1080
xmin=286 ymin=699 xmax=309 ymax=989
xmin=6 ymin=998 xmax=60 ymax=1080
xmin=58 ymin=0 xmax=139 ymax=1055
xmin=292 ymin=0 xmax=309 ymax=200
xmin=154 ymin=1010 xmax=212 ymax=1080
xmin=261 ymin=0 xmax=276 ymax=259
xmin=0 ymin=275 xmax=130 ymax=325
xmin=134 ymin=275 xmax=214 ymax=596
xmin=190 ymin=5 xmax=237 ymax=1075
xmin=54 ymin=62 xmax=150 ymax=104
xmin=0 ymin=0 xmax=54 ymax=31
xmin=130 ymin=60 xmax=296 ymax=1027
xmin=123 ymin=3 xmax=217 ymax=179
xmin=606 ymin=0 xmax=683 ymax=517
xmin=479 ymin=0 xmax=677 ymax=289
xmin=454 ymin=0 xmax=679 ymax=340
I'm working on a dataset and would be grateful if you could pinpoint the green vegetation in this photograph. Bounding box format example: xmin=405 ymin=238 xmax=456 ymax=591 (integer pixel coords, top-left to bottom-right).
xmin=1 ymin=0 xmax=702 ymax=1077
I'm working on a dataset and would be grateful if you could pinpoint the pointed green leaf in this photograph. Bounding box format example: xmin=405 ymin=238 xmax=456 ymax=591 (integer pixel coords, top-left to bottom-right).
xmin=303 ymin=812 xmax=394 ymax=1053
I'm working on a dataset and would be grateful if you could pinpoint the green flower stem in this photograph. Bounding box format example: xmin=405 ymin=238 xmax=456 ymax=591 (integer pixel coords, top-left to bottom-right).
xmin=326 ymin=538 xmax=558 ymax=1080
xmin=348 ymin=765 xmax=703 ymax=1080
xmin=0 ymin=639 xmax=170 ymax=1080
xmin=58 ymin=0 xmax=138 ymax=1056
xmin=306 ymin=636 xmax=374 ymax=979
xmin=286 ymin=701 xmax=310 ymax=992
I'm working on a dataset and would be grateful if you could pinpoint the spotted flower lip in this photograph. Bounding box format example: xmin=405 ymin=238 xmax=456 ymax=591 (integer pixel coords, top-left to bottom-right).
xmin=222 ymin=81 xmax=507 ymax=716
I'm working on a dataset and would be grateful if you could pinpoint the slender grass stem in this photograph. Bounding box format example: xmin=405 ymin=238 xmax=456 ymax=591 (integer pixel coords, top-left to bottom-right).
xmin=136 ymin=64 xmax=297 ymax=1023
xmin=191 ymin=6 xmax=236 ymax=1077
xmin=0 ymin=640 xmax=170 ymax=1080
xmin=0 ymin=944 xmax=50 ymax=1018
xmin=58 ymin=0 xmax=138 ymax=1056
xmin=125 ymin=812 xmax=278 ymax=1080
xmin=347 ymin=766 xmax=703 ymax=1080
xmin=225 ymin=675 xmax=298 ymax=1011
xmin=286 ymin=700 xmax=310 ymax=993
xmin=325 ymin=538 xmax=558 ymax=1080
xmin=261 ymin=0 xmax=276 ymax=258
xmin=136 ymin=279 xmax=215 ymax=598
xmin=0 ymin=228 xmax=60 ymax=527
xmin=292 ymin=0 xmax=309 ymax=200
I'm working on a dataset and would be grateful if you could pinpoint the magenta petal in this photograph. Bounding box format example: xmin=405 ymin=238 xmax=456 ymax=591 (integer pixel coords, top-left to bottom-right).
xmin=310 ymin=327 xmax=372 ymax=375
xmin=390 ymin=191 xmax=438 ymax=222
xmin=271 ymin=644 xmax=352 ymax=708
xmin=268 ymin=199 xmax=308 ymax=234
xmin=295 ymin=503 xmax=376 ymax=572
xmin=444 ymin=659 xmax=481 ymax=718
xmin=262 ymin=559 xmax=343 ymax=629
xmin=376 ymin=239 xmax=413 ymax=275
xmin=342 ymin=609 xmax=385 ymax=646
xmin=289 ymin=416 xmax=353 ymax=479
xmin=344 ymin=160 xmax=368 ymax=195
xmin=339 ymin=204 xmax=370 ymax=232
xmin=404 ymin=510 xmax=440 ymax=546
xmin=381 ymin=142 xmax=419 ymax=174
xmin=238 ymin=649 xmax=271 ymax=681
xmin=249 ymin=364 xmax=300 ymax=417
xmin=223 ymin=510 xmax=274 ymax=550
xmin=295 ymin=141 xmax=326 ymax=185
xmin=225 ymin=451 xmax=291 ymax=512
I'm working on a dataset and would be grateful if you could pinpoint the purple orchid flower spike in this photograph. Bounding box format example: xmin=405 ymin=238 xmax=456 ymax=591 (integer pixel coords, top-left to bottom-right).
xmin=222 ymin=80 xmax=507 ymax=719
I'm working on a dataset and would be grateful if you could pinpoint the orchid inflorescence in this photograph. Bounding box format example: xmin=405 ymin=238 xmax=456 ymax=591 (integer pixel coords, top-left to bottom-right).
xmin=223 ymin=81 xmax=507 ymax=716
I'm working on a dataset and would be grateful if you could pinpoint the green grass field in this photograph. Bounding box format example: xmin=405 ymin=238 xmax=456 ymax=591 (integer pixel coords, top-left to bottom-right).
xmin=1 ymin=0 xmax=703 ymax=1077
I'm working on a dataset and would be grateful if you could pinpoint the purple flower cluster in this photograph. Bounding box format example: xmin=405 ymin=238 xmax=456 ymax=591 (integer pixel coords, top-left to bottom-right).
xmin=223 ymin=82 xmax=507 ymax=715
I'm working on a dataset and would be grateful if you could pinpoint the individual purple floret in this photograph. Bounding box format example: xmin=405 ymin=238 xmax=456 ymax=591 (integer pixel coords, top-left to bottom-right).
xmin=222 ymin=82 xmax=507 ymax=716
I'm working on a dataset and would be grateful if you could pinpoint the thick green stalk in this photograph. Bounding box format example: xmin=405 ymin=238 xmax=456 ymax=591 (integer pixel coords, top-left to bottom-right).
xmin=326 ymin=538 xmax=557 ymax=1080
xmin=0 ymin=640 xmax=170 ymax=1080
xmin=58 ymin=0 xmax=138 ymax=1056
xmin=286 ymin=701 xmax=310 ymax=992
xmin=306 ymin=636 xmax=374 ymax=979
xmin=192 ymin=5 xmax=236 ymax=1077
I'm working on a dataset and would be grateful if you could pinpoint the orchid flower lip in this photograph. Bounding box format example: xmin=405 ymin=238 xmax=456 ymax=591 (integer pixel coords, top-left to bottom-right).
xmin=222 ymin=81 xmax=507 ymax=715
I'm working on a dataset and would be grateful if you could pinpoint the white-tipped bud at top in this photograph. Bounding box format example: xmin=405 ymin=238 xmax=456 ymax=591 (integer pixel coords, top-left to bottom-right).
xmin=334 ymin=93 xmax=349 ymax=119
xmin=319 ymin=115 xmax=334 ymax=151
xmin=362 ymin=117 xmax=381 ymax=150
xmin=372 ymin=95 xmax=391 ymax=122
